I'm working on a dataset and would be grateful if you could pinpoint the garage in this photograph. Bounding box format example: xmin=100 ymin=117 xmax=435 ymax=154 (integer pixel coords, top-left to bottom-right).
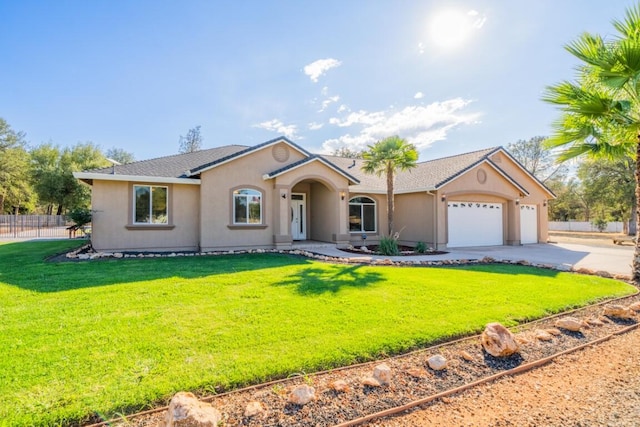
xmin=447 ymin=201 xmax=503 ymax=247
xmin=520 ymin=204 xmax=538 ymax=244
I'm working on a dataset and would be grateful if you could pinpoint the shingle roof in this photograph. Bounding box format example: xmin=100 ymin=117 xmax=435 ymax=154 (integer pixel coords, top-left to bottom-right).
xmin=264 ymin=155 xmax=360 ymax=184
xmin=322 ymin=147 xmax=500 ymax=192
xmin=86 ymin=145 xmax=249 ymax=178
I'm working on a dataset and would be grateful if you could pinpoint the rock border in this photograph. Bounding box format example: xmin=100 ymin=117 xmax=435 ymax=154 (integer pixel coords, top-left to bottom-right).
xmin=61 ymin=244 xmax=633 ymax=282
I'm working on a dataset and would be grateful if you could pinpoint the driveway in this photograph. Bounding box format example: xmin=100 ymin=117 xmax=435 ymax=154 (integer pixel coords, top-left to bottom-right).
xmin=312 ymin=242 xmax=634 ymax=276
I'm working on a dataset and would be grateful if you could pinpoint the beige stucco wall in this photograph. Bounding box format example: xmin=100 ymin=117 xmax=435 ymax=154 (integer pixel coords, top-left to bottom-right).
xmin=309 ymin=182 xmax=334 ymax=242
xmin=394 ymin=192 xmax=433 ymax=246
xmin=489 ymin=151 xmax=551 ymax=242
xmin=198 ymin=142 xmax=307 ymax=251
xmin=90 ymin=180 xmax=200 ymax=252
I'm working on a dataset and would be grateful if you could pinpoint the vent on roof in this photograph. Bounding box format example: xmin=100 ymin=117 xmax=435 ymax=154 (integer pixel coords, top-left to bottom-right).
xmin=348 ymin=160 xmax=356 ymax=169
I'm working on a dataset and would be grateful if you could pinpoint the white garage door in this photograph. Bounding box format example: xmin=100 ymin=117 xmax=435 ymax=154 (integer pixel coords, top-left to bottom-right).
xmin=447 ymin=202 xmax=503 ymax=247
xmin=520 ymin=204 xmax=538 ymax=244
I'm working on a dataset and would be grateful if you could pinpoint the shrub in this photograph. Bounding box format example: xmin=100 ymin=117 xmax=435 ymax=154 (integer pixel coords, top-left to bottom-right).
xmin=378 ymin=235 xmax=400 ymax=256
xmin=592 ymin=217 xmax=608 ymax=232
xmin=415 ymin=241 xmax=427 ymax=253
xmin=67 ymin=208 xmax=92 ymax=228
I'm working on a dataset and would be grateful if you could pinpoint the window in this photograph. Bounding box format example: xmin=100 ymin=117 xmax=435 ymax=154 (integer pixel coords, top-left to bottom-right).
xmin=233 ymin=189 xmax=262 ymax=224
xmin=134 ymin=185 xmax=168 ymax=224
xmin=349 ymin=196 xmax=376 ymax=232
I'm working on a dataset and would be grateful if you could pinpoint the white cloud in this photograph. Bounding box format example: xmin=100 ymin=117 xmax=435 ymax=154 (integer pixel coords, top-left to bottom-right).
xmin=308 ymin=122 xmax=324 ymax=130
xmin=304 ymin=58 xmax=342 ymax=83
xmin=322 ymin=98 xmax=481 ymax=153
xmin=337 ymin=104 xmax=349 ymax=113
xmin=319 ymin=95 xmax=340 ymax=112
xmin=253 ymin=119 xmax=298 ymax=139
xmin=414 ymin=92 xmax=424 ymax=99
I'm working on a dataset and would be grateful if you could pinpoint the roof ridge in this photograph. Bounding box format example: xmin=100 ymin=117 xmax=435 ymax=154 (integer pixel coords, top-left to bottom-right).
xmin=415 ymin=146 xmax=500 ymax=166
xmin=92 ymin=144 xmax=250 ymax=173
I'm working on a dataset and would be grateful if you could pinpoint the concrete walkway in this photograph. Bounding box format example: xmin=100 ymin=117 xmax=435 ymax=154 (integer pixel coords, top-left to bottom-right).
xmin=309 ymin=243 xmax=634 ymax=276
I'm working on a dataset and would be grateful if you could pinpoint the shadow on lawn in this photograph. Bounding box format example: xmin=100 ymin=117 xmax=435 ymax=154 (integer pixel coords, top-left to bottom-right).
xmin=0 ymin=240 xmax=312 ymax=293
xmin=276 ymin=264 xmax=385 ymax=295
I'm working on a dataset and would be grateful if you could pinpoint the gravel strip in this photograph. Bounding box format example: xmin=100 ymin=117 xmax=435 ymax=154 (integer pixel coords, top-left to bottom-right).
xmin=105 ymin=292 xmax=639 ymax=427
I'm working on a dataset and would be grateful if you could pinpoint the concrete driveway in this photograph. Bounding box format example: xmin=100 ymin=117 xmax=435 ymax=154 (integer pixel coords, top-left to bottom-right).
xmin=312 ymin=243 xmax=634 ymax=276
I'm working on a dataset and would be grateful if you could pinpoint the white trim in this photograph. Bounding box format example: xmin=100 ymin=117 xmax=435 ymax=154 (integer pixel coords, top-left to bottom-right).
xmin=190 ymin=138 xmax=309 ymax=176
xmin=291 ymin=193 xmax=307 ymax=240
xmin=348 ymin=196 xmax=377 ymax=233
xmin=494 ymin=148 xmax=556 ymax=199
xmin=133 ymin=184 xmax=169 ymax=225
xmin=438 ymin=159 xmax=530 ymax=196
xmin=233 ymin=188 xmax=263 ymax=225
xmin=263 ymin=156 xmax=359 ymax=184
xmin=73 ymin=172 xmax=201 ymax=185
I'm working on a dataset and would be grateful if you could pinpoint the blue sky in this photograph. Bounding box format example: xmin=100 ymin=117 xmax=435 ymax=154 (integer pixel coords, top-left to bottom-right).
xmin=1 ymin=1 xmax=636 ymax=162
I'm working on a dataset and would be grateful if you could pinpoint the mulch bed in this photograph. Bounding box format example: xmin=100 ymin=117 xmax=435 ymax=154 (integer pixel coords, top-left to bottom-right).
xmin=106 ymin=293 xmax=640 ymax=427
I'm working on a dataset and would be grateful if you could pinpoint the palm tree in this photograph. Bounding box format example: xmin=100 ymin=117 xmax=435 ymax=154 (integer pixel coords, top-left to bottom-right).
xmin=543 ymin=4 xmax=640 ymax=282
xmin=362 ymin=136 xmax=418 ymax=235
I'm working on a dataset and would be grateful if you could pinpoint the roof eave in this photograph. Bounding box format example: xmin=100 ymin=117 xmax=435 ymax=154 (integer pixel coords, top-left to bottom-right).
xmin=73 ymin=172 xmax=201 ymax=185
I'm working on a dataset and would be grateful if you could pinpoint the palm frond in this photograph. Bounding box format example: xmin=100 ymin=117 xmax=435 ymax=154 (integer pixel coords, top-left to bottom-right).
xmin=612 ymin=3 xmax=640 ymax=42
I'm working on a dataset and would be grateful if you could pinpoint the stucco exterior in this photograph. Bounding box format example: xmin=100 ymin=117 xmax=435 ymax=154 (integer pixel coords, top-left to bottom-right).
xmin=74 ymin=138 xmax=554 ymax=253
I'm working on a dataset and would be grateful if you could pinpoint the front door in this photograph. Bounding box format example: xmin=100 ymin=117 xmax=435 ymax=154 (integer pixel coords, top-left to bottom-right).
xmin=291 ymin=193 xmax=306 ymax=240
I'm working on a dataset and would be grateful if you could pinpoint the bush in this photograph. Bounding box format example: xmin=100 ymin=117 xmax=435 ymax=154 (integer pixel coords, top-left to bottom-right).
xmin=67 ymin=208 xmax=92 ymax=228
xmin=592 ymin=217 xmax=608 ymax=232
xmin=378 ymin=235 xmax=400 ymax=256
xmin=415 ymin=241 xmax=427 ymax=253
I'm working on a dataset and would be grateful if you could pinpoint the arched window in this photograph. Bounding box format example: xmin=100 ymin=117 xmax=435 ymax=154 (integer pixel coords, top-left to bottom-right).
xmin=349 ymin=196 xmax=376 ymax=232
xmin=233 ymin=189 xmax=262 ymax=224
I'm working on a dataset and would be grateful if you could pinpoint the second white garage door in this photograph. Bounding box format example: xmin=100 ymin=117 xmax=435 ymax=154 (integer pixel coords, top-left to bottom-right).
xmin=447 ymin=202 xmax=503 ymax=247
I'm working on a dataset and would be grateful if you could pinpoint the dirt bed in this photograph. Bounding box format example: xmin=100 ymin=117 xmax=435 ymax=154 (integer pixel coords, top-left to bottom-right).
xmin=106 ymin=292 xmax=640 ymax=427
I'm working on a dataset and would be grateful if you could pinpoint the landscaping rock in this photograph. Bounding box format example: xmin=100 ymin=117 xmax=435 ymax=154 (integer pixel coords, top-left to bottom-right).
xmin=373 ymin=363 xmax=391 ymax=385
xmin=481 ymin=322 xmax=519 ymax=357
xmin=427 ymin=354 xmax=448 ymax=371
xmin=328 ymin=379 xmax=349 ymax=393
xmin=585 ymin=317 xmax=604 ymax=326
xmin=164 ymin=391 xmax=221 ymax=427
xmin=535 ymin=329 xmax=554 ymax=342
xmin=460 ymin=350 xmax=475 ymax=362
xmin=555 ymin=317 xmax=583 ymax=332
xmin=629 ymin=301 xmax=640 ymax=312
xmin=406 ymin=367 xmax=428 ymax=378
xmin=288 ymin=385 xmax=316 ymax=405
xmin=603 ymin=304 xmax=635 ymax=319
xmin=244 ymin=401 xmax=264 ymax=418
xmin=361 ymin=376 xmax=383 ymax=387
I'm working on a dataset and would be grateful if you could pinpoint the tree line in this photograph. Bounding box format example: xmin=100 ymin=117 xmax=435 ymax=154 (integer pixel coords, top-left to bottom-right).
xmin=0 ymin=118 xmax=135 ymax=215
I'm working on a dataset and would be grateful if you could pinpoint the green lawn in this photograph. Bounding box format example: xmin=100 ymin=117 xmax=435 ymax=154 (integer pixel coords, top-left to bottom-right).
xmin=0 ymin=240 xmax=635 ymax=426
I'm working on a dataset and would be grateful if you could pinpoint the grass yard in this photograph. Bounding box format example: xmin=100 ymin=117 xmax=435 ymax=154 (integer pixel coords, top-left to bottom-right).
xmin=0 ymin=240 xmax=635 ymax=426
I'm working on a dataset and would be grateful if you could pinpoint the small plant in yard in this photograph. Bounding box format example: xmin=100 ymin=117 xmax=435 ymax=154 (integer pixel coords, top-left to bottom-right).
xmin=592 ymin=217 xmax=608 ymax=232
xmin=415 ymin=241 xmax=427 ymax=254
xmin=272 ymin=384 xmax=286 ymax=396
xmin=378 ymin=234 xmax=400 ymax=256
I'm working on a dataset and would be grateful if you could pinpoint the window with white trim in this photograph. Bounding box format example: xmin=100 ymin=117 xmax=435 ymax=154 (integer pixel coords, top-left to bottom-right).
xmin=349 ymin=196 xmax=376 ymax=232
xmin=233 ymin=189 xmax=262 ymax=224
xmin=134 ymin=185 xmax=168 ymax=224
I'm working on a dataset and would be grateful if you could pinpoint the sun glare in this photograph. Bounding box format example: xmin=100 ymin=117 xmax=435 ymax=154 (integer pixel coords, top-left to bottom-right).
xmin=429 ymin=9 xmax=483 ymax=49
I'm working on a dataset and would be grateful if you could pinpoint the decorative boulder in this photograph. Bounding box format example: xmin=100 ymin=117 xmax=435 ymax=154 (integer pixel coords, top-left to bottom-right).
xmin=629 ymin=301 xmax=640 ymax=312
xmin=555 ymin=317 xmax=583 ymax=332
xmin=328 ymin=379 xmax=349 ymax=393
xmin=406 ymin=367 xmax=428 ymax=378
xmin=603 ymin=304 xmax=635 ymax=319
xmin=244 ymin=401 xmax=264 ymax=418
xmin=535 ymin=329 xmax=554 ymax=342
xmin=164 ymin=392 xmax=222 ymax=427
xmin=361 ymin=376 xmax=382 ymax=387
xmin=427 ymin=354 xmax=448 ymax=371
xmin=288 ymin=385 xmax=316 ymax=405
xmin=481 ymin=323 xmax=519 ymax=357
xmin=373 ymin=363 xmax=392 ymax=385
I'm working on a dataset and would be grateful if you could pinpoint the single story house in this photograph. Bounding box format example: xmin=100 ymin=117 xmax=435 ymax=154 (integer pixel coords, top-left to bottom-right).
xmin=73 ymin=137 xmax=555 ymax=253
